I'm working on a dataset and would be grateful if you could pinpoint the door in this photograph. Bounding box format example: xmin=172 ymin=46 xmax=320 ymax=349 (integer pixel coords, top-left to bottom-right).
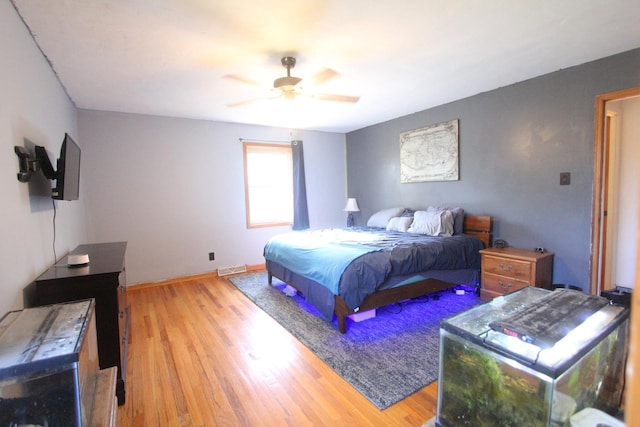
xmin=590 ymin=87 xmax=640 ymax=295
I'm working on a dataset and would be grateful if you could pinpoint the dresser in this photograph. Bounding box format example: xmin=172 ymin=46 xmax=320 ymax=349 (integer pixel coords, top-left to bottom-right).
xmin=34 ymin=242 xmax=128 ymax=405
xmin=479 ymin=247 xmax=554 ymax=300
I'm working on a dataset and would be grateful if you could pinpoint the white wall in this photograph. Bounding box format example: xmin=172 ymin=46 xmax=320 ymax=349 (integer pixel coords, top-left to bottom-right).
xmin=2 ymin=0 xmax=346 ymax=295
xmin=1 ymin=2 xmax=86 ymax=315
xmin=79 ymin=110 xmax=347 ymax=285
xmin=614 ymin=97 xmax=640 ymax=288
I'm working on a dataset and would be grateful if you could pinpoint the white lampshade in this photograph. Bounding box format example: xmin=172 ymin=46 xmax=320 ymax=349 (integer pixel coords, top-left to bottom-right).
xmin=344 ymin=198 xmax=360 ymax=212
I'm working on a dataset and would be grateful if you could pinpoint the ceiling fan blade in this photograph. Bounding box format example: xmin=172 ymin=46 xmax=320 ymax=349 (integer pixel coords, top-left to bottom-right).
xmin=226 ymin=92 xmax=283 ymax=107
xmin=308 ymin=93 xmax=360 ymax=103
xmin=222 ymin=74 xmax=262 ymax=86
xmin=310 ymin=68 xmax=338 ymax=86
xmin=226 ymin=98 xmax=258 ymax=107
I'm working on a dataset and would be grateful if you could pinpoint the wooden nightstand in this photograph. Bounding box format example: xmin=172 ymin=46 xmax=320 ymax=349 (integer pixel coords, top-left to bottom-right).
xmin=479 ymin=247 xmax=554 ymax=300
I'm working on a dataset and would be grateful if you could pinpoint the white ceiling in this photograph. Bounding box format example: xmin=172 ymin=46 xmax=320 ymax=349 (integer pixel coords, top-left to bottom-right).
xmin=11 ymin=0 xmax=640 ymax=133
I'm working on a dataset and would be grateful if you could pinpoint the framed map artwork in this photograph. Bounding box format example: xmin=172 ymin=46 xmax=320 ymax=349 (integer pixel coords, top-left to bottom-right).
xmin=400 ymin=119 xmax=459 ymax=183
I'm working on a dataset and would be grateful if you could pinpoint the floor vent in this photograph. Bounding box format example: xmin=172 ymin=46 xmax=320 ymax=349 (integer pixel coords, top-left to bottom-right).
xmin=217 ymin=265 xmax=247 ymax=276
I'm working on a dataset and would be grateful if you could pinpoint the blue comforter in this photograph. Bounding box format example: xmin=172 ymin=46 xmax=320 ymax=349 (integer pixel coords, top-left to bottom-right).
xmin=264 ymin=227 xmax=482 ymax=311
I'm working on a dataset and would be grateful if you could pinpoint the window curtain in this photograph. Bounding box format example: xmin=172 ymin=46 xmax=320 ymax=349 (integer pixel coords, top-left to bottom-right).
xmin=291 ymin=140 xmax=309 ymax=230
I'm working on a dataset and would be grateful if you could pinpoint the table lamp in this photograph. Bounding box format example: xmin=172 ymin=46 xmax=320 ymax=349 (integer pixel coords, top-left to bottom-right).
xmin=344 ymin=198 xmax=360 ymax=227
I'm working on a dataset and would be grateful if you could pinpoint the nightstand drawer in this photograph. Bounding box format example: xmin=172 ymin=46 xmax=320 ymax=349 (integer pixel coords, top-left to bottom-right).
xmin=482 ymin=273 xmax=529 ymax=295
xmin=482 ymin=255 xmax=532 ymax=281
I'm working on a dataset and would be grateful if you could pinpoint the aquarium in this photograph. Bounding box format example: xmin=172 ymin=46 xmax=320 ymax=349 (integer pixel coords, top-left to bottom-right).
xmin=436 ymin=287 xmax=628 ymax=427
xmin=0 ymin=299 xmax=98 ymax=427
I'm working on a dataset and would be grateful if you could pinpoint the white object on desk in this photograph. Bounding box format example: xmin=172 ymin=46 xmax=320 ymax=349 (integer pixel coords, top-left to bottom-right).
xmin=68 ymin=253 xmax=90 ymax=266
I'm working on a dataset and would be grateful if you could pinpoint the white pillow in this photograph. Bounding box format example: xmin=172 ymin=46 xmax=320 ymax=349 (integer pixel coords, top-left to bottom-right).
xmin=408 ymin=210 xmax=454 ymax=236
xmin=427 ymin=206 xmax=465 ymax=234
xmin=367 ymin=207 xmax=404 ymax=228
xmin=386 ymin=216 xmax=413 ymax=232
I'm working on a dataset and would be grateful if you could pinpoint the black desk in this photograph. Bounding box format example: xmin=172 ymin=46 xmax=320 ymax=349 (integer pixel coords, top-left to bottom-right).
xmin=35 ymin=241 xmax=129 ymax=405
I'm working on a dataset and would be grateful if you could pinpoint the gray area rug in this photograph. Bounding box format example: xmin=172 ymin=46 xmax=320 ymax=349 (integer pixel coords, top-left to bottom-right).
xmin=228 ymin=272 xmax=482 ymax=409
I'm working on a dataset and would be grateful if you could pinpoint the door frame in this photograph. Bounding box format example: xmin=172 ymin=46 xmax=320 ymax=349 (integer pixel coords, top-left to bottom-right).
xmin=589 ymin=86 xmax=640 ymax=295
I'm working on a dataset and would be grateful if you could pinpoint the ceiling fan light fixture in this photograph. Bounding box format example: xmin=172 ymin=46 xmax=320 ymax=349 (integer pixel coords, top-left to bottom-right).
xmin=273 ymin=75 xmax=302 ymax=91
xmin=274 ymin=56 xmax=302 ymax=92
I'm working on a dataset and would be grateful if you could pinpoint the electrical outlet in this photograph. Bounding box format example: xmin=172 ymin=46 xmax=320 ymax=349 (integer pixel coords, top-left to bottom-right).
xmin=560 ymin=172 xmax=571 ymax=185
xmin=208 ymin=252 xmax=215 ymax=261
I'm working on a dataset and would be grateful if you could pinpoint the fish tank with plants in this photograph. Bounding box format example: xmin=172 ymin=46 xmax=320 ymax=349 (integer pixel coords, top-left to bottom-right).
xmin=436 ymin=287 xmax=628 ymax=427
xmin=0 ymin=300 xmax=98 ymax=427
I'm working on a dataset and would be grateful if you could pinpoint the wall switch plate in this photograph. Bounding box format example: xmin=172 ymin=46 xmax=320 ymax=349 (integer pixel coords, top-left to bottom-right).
xmin=560 ymin=172 xmax=571 ymax=185
xmin=208 ymin=252 xmax=215 ymax=261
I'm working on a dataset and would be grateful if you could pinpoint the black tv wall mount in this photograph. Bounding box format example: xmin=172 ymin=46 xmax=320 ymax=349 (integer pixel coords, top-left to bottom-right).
xmin=14 ymin=145 xmax=56 ymax=183
xmin=15 ymin=146 xmax=38 ymax=182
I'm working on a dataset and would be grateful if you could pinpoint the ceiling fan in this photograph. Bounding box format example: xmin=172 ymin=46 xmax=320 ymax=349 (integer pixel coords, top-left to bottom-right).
xmin=224 ymin=56 xmax=360 ymax=107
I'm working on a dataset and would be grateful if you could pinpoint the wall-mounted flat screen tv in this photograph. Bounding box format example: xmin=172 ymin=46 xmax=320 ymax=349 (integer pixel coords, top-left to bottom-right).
xmin=34 ymin=133 xmax=81 ymax=201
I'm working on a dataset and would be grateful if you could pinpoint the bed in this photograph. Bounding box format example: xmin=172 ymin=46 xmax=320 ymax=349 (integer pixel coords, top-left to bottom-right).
xmin=264 ymin=208 xmax=492 ymax=333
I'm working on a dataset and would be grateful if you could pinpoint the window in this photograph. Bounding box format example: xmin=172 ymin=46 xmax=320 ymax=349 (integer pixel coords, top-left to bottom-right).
xmin=243 ymin=142 xmax=293 ymax=228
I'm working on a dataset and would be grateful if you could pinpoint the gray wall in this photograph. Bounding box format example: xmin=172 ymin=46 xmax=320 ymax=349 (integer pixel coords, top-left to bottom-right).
xmin=79 ymin=111 xmax=347 ymax=285
xmin=2 ymin=0 xmax=347 ymax=312
xmin=346 ymin=48 xmax=640 ymax=289
xmin=1 ymin=1 xmax=86 ymax=316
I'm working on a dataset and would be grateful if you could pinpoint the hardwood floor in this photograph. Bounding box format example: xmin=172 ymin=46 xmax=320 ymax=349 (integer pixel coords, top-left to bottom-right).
xmin=116 ymin=273 xmax=438 ymax=426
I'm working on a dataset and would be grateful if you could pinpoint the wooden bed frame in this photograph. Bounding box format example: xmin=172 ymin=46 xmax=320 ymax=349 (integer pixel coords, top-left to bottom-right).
xmin=270 ymin=215 xmax=492 ymax=333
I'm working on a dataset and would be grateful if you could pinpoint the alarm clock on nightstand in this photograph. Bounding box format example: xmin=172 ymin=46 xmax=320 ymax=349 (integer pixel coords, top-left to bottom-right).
xmin=494 ymin=239 xmax=507 ymax=249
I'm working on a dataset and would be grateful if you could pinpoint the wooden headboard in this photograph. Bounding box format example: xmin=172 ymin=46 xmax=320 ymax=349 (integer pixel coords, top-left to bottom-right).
xmin=463 ymin=215 xmax=492 ymax=248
